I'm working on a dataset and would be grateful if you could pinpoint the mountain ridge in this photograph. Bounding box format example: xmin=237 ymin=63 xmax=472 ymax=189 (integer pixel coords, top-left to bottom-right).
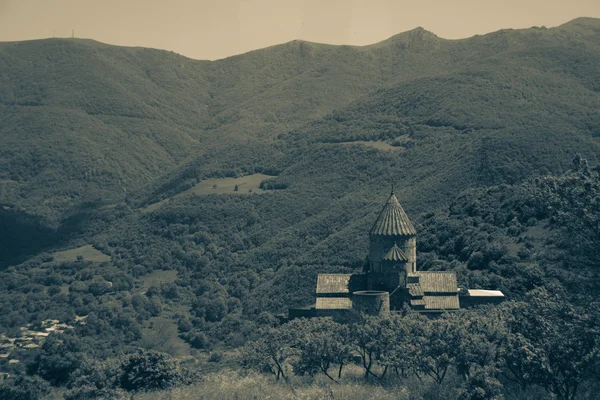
xmin=0 ymin=17 xmax=598 ymax=227
xmin=2 ymin=17 xmax=598 ymax=61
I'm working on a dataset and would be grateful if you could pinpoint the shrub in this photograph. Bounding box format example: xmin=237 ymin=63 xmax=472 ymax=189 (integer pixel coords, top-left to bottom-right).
xmin=208 ymin=352 xmax=222 ymax=363
xmin=177 ymin=318 xmax=193 ymax=333
xmin=0 ymin=375 xmax=51 ymax=400
xmin=186 ymin=331 xmax=209 ymax=349
xmin=119 ymin=350 xmax=180 ymax=391
xmin=29 ymin=335 xmax=85 ymax=386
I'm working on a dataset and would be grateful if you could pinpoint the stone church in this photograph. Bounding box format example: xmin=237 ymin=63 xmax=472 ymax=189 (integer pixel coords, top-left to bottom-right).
xmin=290 ymin=189 xmax=504 ymax=319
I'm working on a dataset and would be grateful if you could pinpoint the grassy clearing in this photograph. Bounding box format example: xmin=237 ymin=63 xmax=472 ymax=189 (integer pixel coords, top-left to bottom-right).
xmin=135 ymin=367 xmax=416 ymax=400
xmin=141 ymin=174 xmax=275 ymax=213
xmin=140 ymin=317 xmax=191 ymax=358
xmin=137 ymin=270 xmax=192 ymax=357
xmin=139 ymin=270 xmax=179 ymax=291
xmin=50 ymin=245 xmax=110 ymax=263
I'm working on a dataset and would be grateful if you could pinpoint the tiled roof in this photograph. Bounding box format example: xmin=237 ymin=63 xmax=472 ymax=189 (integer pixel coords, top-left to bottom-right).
xmin=423 ymin=295 xmax=460 ymax=310
xmin=407 ymin=283 xmax=424 ymax=297
xmin=382 ymin=243 xmax=408 ymax=262
xmin=316 ymin=297 xmax=353 ymax=310
xmin=411 ymin=271 xmax=458 ymax=293
xmin=410 ymin=298 xmax=426 ymax=306
xmin=316 ymin=274 xmax=353 ymax=294
xmin=370 ymin=192 xmax=416 ymax=237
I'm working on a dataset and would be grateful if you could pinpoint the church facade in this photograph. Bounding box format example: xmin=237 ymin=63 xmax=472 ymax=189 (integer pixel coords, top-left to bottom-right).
xmin=290 ymin=190 xmax=504 ymax=319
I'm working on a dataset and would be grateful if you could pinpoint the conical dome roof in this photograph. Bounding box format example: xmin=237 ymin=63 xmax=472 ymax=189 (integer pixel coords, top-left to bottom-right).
xmin=370 ymin=190 xmax=416 ymax=236
xmin=382 ymin=243 xmax=408 ymax=262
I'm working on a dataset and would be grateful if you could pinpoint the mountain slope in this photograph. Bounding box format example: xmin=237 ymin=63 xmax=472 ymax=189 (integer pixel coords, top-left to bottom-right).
xmin=0 ymin=30 xmax=449 ymax=218
xmin=143 ymin=18 xmax=600 ymax=208
xmin=117 ymin=18 xmax=600 ymax=303
xmin=0 ymin=18 xmax=599 ymax=273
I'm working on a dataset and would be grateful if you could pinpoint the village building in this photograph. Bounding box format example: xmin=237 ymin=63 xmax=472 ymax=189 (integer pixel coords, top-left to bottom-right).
xmin=0 ymin=318 xmax=80 ymax=374
xmin=290 ymin=189 xmax=504 ymax=319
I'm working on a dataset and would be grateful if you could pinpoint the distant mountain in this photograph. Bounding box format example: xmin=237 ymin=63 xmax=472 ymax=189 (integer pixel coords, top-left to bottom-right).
xmin=142 ymin=18 xmax=600 ymax=208
xmin=90 ymin=18 xmax=598 ymax=305
xmin=0 ymin=17 xmax=598 ymax=249
xmin=0 ymin=29 xmax=449 ymax=218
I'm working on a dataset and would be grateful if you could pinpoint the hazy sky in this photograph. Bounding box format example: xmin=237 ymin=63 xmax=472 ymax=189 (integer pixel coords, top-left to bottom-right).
xmin=0 ymin=0 xmax=598 ymax=60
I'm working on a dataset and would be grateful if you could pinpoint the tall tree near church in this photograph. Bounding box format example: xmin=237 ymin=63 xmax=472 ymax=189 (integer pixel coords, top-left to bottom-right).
xmin=501 ymin=290 xmax=600 ymax=400
xmin=530 ymin=155 xmax=600 ymax=271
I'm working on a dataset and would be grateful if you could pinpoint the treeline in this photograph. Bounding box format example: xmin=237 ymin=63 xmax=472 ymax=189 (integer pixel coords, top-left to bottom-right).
xmin=242 ymin=294 xmax=600 ymax=400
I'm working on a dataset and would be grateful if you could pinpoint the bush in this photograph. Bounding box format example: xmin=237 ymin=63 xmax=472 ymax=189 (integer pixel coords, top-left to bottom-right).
xmin=185 ymin=331 xmax=209 ymax=349
xmin=177 ymin=318 xmax=193 ymax=333
xmin=29 ymin=335 xmax=85 ymax=386
xmin=0 ymin=375 xmax=51 ymax=400
xmin=208 ymin=352 xmax=222 ymax=363
xmin=119 ymin=350 xmax=181 ymax=391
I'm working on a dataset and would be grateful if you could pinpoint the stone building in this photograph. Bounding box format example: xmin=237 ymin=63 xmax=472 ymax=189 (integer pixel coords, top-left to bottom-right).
xmin=289 ymin=189 xmax=504 ymax=319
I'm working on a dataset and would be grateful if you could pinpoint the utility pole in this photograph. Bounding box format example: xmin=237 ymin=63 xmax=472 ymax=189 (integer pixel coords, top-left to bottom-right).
xmin=72 ymin=29 xmax=75 ymax=38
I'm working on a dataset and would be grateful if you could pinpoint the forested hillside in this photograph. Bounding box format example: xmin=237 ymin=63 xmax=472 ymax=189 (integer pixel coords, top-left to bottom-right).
xmin=0 ymin=27 xmax=446 ymax=218
xmin=1 ymin=18 xmax=598 ymax=219
xmin=0 ymin=17 xmax=599 ymax=399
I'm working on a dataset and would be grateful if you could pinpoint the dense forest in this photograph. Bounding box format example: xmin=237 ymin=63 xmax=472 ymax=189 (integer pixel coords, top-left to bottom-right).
xmin=0 ymin=17 xmax=599 ymax=400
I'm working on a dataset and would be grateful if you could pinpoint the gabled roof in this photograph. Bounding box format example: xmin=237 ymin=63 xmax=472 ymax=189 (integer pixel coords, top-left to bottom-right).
xmin=382 ymin=243 xmax=408 ymax=262
xmin=410 ymin=298 xmax=426 ymax=307
xmin=316 ymin=274 xmax=353 ymax=294
xmin=407 ymin=283 xmax=424 ymax=297
xmin=423 ymin=295 xmax=460 ymax=310
xmin=316 ymin=297 xmax=353 ymax=309
xmin=370 ymin=191 xmax=416 ymax=237
xmin=408 ymin=271 xmax=458 ymax=293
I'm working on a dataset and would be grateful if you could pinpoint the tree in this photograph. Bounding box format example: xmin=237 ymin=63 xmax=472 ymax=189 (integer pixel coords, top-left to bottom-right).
xmin=119 ymin=350 xmax=180 ymax=391
xmin=419 ymin=317 xmax=457 ymax=385
xmin=458 ymin=366 xmax=504 ymax=400
xmin=351 ymin=315 xmax=398 ymax=380
xmin=241 ymin=323 xmax=299 ymax=381
xmin=0 ymin=376 xmax=51 ymax=400
xmin=28 ymin=334 xmax=86 ymax=386
xmin=67 ymin=356 xmax=122 ymax=399
xmin=291 ymin=318 xmax=352 ymax=382
xmin=530 ymin=155 xmax=600 ymax=271
xmin=380 ymin=313 xmax=427 ymax=379
xmin=501 ymin=290 xmax=600 ymax=400
xmin=452 ymin=310 xmax=506 ymax=380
